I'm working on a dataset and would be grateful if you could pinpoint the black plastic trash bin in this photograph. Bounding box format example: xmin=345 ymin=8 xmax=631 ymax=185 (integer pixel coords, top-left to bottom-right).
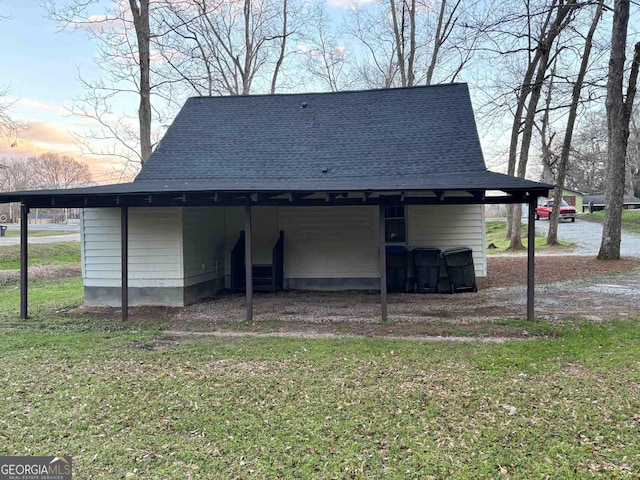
xmin=413 ymin=248 xmax=441 ymax=293
xmin=0 ymin=226 xmax=6 ymax=237
xmin=442 ymin=247 xmax=477 ymax=293
xmin=385 ymin=246 xmax=409 ymax=293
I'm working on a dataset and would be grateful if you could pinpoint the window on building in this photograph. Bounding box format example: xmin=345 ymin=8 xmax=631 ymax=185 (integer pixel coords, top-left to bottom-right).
xmin=385 ymin=205 xmax=406 ymax=243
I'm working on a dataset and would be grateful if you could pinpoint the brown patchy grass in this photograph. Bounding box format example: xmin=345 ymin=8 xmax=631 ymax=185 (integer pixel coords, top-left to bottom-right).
xmin=480 ymin=255 xmax=640 ymax=289
xmin=71 ymin=256 xmax=640 ymax=340
xmin=2 ymin=321 xmax=640 ymax=478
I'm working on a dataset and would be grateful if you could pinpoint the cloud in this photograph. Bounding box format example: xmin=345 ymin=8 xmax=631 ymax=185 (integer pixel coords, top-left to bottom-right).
xmin=21 ymin=121 xmax=74 ymax=147
xmin=0 ymin=121 xmax=128 ymax=184
xmin=16 ymin=98 xmax=68 ymax=116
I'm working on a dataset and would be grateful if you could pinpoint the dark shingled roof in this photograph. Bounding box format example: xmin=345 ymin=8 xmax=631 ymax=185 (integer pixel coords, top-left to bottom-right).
xmin=136 ymin=83 xmax=488 ymax=188
xmin=583 ymin=194 xmax=640 ymax=205
xmin=0 ymin=83 xmax=553 ymax=206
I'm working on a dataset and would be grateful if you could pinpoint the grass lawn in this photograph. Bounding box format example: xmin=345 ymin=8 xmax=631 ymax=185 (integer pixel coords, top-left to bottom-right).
xmin=0 ymin=242 xmax=80 ymax=269
xmin=485 ymin=220 xmax=573 ymax=254
xmin=582 ymin=210 xmax=640 ymax=234
xmin=1 ymin=317 xmax=639 ymax=478
xmin=2 ymin=229 xmax=78 ymax=238
xmin=0 ymin=224 xmax=637 ymax=477
xmin=0 ymin=277 xmax=84 ymax=319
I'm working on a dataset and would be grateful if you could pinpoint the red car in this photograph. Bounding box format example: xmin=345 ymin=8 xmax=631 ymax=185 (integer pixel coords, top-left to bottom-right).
xmin=535 ymin=199 xmax=577 ymax=222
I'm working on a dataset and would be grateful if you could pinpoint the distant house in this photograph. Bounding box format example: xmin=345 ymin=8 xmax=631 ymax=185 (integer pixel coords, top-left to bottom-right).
xmin=539 ymin=188 xmax=584 ymax=213
xmin=0 ymin=83 xmax=551 ymax=320
xmin=583 ymin=194 xmax=640 ymax=213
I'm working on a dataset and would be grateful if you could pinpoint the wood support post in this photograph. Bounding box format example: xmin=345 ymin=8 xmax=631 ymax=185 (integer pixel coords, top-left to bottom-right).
xmin=20 ymin=204 xmax=28 ymax=319
xmin=121 ymin=206 xmax=129 ymax=321
xmin=245 ymin=202 xmax=253 ymax=321
xmin=379 ymin=200 xmax=387 ymax=322
xmin=527 ymin=197 xmax=536 ymax=321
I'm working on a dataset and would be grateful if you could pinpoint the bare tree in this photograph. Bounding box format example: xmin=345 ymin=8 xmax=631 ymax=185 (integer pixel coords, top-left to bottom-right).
xmin=598 ymin=0 xmax=640 ymax=260
xmin=346 ymin=0 xmax=482 ymax=89
xmin=537 ymin=58 xmax=559 ymax=185
xmin=0 ymin=158 xmax=36 ymax=222
xmin=547 ymin=0 xmax=604 ymax=245
xmin=45 ymin=0 xmax=157 ymax=173
xmin=154 ymin=0 xmax=310 ymax=96
xmin=0 ymin=158 xmax=35 ymax=191
xmin=507 ymin=1 xmax=579 ymax=250
xmin=0 ymin=12 xmax=27 ymax=146
xmin=425 ymin=0 xmax=463 ymax=85
xmin=0 ymin=154 xmax=93 ymax=221
xmin=390 ymin=0 xmax=417 ymax=86
xmin=566 ymin=105 xmax=640 ymax=197
xmin=129 ymin=0 xmax=152 ymax=164
xmin=626 ymin=112 xmax=640 ymax=197
xmin=30 ymin=153 xmax=93 ymax=190
xmin=0 ymin=86 xmax=25 ymax=147
xmin=303 ymin=6 xmax=351 ymax=92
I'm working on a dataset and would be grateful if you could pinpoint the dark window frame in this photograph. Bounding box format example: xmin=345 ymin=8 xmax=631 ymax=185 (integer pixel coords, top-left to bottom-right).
xmin=385 ymin=205 xmax=407 ymax=244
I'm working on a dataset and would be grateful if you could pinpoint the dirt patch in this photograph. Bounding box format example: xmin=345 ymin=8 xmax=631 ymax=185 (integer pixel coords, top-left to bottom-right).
xmin=0 ymin=264 xmax=81 ymax=285
xmin=75 ymin=255 xmax=640 ymax=338
xmin=127 ymin=336 xmax=180 ymax=351
xmin=480 ymin=255 xmax=640 ymax=289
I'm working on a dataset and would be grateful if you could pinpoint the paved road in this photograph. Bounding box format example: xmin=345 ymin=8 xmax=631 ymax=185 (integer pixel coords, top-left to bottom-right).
xmin=531 ymin=216 xmax=640 ymax=256
xmin=0 ymin=225 xmax=80 ymax=246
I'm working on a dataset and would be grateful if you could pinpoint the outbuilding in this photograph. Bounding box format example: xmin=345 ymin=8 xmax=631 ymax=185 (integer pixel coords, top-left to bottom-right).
xmin=0 ymin=84 xmax=551 ymax=321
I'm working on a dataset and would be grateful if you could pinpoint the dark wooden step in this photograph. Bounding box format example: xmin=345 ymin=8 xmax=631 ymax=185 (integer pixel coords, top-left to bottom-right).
xmin=253 ymin=265 xmax=273 ymax=292
xmin=233 ymin=265 xmax=274 ymax=292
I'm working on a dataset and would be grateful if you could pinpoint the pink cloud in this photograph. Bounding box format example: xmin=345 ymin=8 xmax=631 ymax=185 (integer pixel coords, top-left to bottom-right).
xmin=0 ymin=122 xmax=129 ymax=184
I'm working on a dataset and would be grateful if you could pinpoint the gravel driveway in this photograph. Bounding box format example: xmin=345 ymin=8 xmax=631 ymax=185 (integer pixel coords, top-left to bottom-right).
xmin=531 ymin=216 xmax=640 ymax=256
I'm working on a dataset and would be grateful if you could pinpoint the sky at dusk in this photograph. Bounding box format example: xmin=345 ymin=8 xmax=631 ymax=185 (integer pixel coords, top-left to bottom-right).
xmin=1 ymin=1 xmax=638 ymax=185
xmin=0 ymin=0 xmax=352 ymax=183
xmin=0 ymin=1 xmax=108 ymax=174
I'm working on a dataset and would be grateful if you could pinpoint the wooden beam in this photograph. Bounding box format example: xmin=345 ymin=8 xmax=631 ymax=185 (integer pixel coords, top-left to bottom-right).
xmin=121 ymin=206 xmax=129 ymax=321
xmin=527 ymin=196 xmax=536 ymax=321
xmin=379 ymin=199 xmax=387 ymax=323
xmin=20 ymin=204 xmax=28 ymax=319
xmin=245 ymin=202 xmax=253 ymax=321
xmin=14 ymin=188 xmax=554 ymax=209
xmin=470 ymin=190 xmax=486 ymax=201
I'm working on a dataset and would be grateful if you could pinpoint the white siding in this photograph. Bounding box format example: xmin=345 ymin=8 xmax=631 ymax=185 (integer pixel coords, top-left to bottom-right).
xmin=182 ymin=207 xmax=225 ymax=286
xmin=82 ymin=207 xmax=183 ymax=287
xmin=82 ymin=204 xmax=486 ymax=296
xmin=279 ymin=206 xmax=379 ymax=278
xmin=251 ymin=207 xmax=280 ymax=264
xmin=408 ymin=204 xmax=486 ymax=276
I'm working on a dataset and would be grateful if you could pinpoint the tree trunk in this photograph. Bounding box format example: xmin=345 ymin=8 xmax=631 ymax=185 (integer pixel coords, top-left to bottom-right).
xmin=129 ymin=0 xmax=152 ymax=165
xmin=504 ymin=3 xmax=554 ymax=240
xmin=509 ymin=43 xmax=554 ymax=249
xmin=538 ymin=60 xmax=557 ymax=186
xmin=598 ymin=0 xmax=640 ymax=260
xmin=508 ymin=0 xmax=576 ymax=248
xmin=270 ymin=0 xmax=288 ymax=94
xmin=548 ymin=0 xmax=604 ymax=245
xmin=407 ymin=0 xmax=416 ymax=86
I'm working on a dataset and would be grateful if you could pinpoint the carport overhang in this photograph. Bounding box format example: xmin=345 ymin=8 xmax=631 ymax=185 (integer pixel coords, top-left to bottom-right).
xmin=0 ymin=174 xmax=552 ymax=323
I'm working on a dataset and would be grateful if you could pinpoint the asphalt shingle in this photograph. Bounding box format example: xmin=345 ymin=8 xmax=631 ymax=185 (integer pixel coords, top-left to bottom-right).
xmin=135 ymin=83 xmax=489 ymax=189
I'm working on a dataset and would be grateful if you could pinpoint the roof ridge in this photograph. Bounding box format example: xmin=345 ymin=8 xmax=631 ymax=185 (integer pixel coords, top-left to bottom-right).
xmin=185 ymin=83 xmax=467 ymax=101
